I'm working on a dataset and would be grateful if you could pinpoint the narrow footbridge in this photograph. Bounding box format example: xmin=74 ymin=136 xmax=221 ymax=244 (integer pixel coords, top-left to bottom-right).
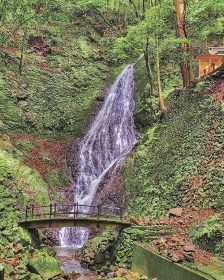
xmin=18 ymin=204 xmax=131 ymax=230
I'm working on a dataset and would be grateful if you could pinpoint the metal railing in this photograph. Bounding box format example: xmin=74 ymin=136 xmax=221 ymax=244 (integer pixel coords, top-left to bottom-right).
xmin=21 ymin=203 xmax=124 ymax=222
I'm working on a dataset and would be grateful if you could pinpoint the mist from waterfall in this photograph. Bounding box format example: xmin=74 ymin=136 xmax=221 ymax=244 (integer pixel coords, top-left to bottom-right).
xmin=59 ymin=64 xmax=137 ymax=248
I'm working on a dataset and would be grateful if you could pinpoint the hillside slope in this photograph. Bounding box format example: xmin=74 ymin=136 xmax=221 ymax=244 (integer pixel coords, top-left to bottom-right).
xmin=0 ymin=10 xmax=113 ymax=140
xmin=123 ymin=68 xmax=224 ymax=218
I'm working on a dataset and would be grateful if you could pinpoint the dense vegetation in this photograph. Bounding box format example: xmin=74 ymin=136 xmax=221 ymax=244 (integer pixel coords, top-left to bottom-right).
xmin=0 ymin=0 xmax=223 ymax=279
xmin=124 ymin=69 xmax=224 ymax=217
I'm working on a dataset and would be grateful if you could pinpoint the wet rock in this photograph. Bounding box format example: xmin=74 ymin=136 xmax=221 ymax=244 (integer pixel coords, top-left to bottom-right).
xmin=96 ymin=95 xmax=104 ymax=102
xmin=81 ymin=230 xmax=118 ymax=275
xmin=105 ymin=251 xmax=111 ymax=259
xmin=107 ymin=271 xmax=115 ymax=278
xmin=95 ymin=253 xmax=105 ymax=264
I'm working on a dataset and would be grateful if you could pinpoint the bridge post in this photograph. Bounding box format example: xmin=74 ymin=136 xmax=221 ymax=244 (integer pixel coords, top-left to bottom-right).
xmin=49 ymin=203 xmax=53 ymax=220
xmin=73 ymin=203 xmax=77 ymax=218
xmin=25 ymin=206 xmax=28 ymax=221
xmin=76 ymin=203 xmax=79 ymax=216
xmin=97 ymin=205 xmax=101 ymax=221
xmin=31 ymin=205 xmax=34 ymax=219
xmin=54 ymin=203 xmax=57 ymax=217
xmin=120 ymin=208 xmax=124 ymax=221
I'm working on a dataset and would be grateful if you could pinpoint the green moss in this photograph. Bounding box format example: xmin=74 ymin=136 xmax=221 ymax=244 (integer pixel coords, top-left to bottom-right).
xmin=0 ymin=14 xmax=112 ymax=140
xmin=30 ymin=274 xmax=42 ymax=280
xmin=196 ymin=258 xmax=224 ymax=280
xmin=47 ymin=169 xmax=69 ymax=188
xmin=0 ymin=148 xmax=48 ymax=206
xmin=115 ymin=225 xmax=172 ymax=268
xmin=13 ymin=140 xmax=36 ymax=152
xmin=27 ymin=250 xmax=61 ymax=279
xmin=134 ymin=60 xmax=157 ymax=132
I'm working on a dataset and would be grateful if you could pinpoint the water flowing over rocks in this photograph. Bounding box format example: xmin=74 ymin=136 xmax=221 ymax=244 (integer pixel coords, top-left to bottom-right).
xmin=60 ymin=64 xmax=137 ymax=248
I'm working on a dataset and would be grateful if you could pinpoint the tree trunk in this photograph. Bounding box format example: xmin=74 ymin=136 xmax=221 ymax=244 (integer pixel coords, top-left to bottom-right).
xmin=90 ymin=4 xmax=120 ymax=36
xmin=144 ymin=36 xmax=154 ymax=95
xmin=143 ymin=0 xmax=146 ymax=14
xmin=19 ymin=28 xmax=28 ymax=75
xmin=129 ymin=0 xmax=139 ymax=18
xmin=155 ymin=36 xmax=167 ymax=113
xmin=173 ymin=0 xmax=190 ymax=87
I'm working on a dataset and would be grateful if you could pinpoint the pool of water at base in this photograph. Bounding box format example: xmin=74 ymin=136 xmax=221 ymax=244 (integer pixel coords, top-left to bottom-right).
xmin=54 ymin=246 xmax=98 ymax=280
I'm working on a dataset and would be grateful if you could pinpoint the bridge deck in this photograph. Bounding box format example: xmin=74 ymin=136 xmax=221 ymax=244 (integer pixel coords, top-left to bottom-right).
xmin=19 ymin=216 xmax=132 ymax=229
xmin=19 ymin=203 xmax=131 ymax=230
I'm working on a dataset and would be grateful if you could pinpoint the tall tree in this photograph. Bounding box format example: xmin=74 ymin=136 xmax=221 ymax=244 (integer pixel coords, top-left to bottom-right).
xmin=173 ymin=0 xmax=190 ymax=87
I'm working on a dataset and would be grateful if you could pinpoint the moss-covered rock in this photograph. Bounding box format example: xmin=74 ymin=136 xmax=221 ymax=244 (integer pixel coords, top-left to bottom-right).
xmin=115 ymin=224 xmax=173 ymax=269
xmin=81 ymin=230 xmax=119 ymax=275
xmin=27 ymin=250 xmax=61 ymax=279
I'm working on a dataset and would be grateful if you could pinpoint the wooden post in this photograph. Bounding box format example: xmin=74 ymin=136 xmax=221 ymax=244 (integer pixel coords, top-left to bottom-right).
xmin=76 ymin=203 xmax=79 ymax=217
xmin=31 ymin=205 xmax=34 ymax=219
xmin=25 ymin=206 xmax=28 ymax=221
xmin=97 ymin=205 xmax=101 ymax=221
xmin=74 ymin=203 xmax=77 ymax=218
xmin=49 ymin=204 xmax=53 ymax=220
xmin=54 ymin=203 xmax=57 ymax=217
xmin=120 ymin=208 xmax=124 ymax=221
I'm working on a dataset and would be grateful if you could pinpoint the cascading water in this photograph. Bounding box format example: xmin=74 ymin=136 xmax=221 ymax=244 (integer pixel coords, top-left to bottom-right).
xmin=59 ymin=64 xmax=137 ymax=248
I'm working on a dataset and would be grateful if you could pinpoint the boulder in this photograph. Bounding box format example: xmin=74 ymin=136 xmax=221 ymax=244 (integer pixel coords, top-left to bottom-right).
xmin=168 ymin=208 xmax=183 ymax=217
xmin=183 ymin=244 xmax=196 ymax=252
xmin=95 ymin=253 xmax=105 ymax=264
xmin=27 ymin=251 xmax=61 ymax=279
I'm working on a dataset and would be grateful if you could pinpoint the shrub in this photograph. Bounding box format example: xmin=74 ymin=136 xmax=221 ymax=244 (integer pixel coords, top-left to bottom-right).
xmin=190 ymin=214 xmax=224 ymax=255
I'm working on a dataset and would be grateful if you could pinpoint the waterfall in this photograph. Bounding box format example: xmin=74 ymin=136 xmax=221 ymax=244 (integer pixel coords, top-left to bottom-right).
xmin=59 ymin=64 xmax=137 ymax=248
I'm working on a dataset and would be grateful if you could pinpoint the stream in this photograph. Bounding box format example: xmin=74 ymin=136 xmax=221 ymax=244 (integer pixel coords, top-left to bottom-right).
xmin=55 ymin=246 xmax=98 ymax=280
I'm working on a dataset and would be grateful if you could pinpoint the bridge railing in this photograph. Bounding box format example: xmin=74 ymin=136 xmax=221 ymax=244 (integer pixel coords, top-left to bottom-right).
xmin=21 ymin=203 xmax=124 ymax=221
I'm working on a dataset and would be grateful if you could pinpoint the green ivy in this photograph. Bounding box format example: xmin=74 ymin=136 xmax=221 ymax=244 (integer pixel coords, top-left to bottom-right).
xmin=190 ymin=214 xmax=224 ymax=255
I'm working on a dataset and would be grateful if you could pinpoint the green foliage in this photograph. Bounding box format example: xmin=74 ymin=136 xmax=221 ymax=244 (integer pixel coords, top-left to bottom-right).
xmin=47 ymin=169 xmax=69 ymax=190
xmin=0 ymin=146 xmax=49 ymax=211
xmin=27 ymin=250 xmax=61 ymax=279
xmin=190 ymin=214 xmax=224 ymax=255
xmin=123 ymin=79 xmax=224 ymax=218
xmin=112 ymin=2 xmax=177 ymax=59
xmin=0 ymin=8 xmax=111 ymax=139
xmin=13 ymin=140 xmax=35 ymax=152
xmin=187 ymin=0 xmax=224 ymax=38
